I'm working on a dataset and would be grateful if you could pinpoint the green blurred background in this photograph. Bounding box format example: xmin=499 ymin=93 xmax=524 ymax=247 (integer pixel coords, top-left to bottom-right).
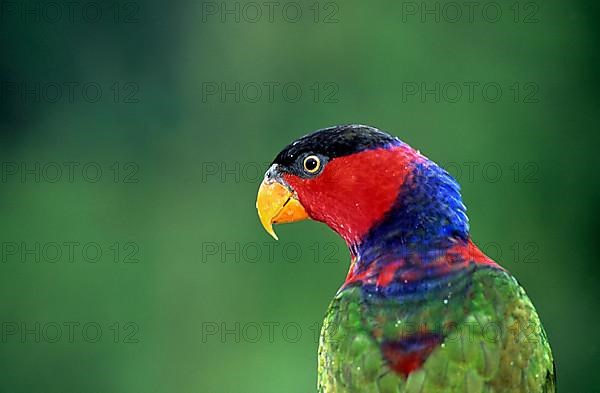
xmin=1 ymin=0 xmax=598 ymax=392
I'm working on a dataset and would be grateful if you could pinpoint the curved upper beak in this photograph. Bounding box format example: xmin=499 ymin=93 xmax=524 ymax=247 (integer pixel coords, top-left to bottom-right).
xmin=256 ymin=166 xmax=308 ymax=240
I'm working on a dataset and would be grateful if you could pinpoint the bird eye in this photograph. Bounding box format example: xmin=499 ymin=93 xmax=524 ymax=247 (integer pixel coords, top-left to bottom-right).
xmin=303 ymin=155 xmax=321 ymax=174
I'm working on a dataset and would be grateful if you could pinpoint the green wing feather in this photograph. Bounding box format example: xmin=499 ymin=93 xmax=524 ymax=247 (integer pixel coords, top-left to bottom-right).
xmin=318 ymin=266 xmax=555 ymax=393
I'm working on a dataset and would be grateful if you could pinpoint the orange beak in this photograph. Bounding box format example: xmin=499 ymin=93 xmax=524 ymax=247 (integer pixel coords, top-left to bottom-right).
xmin=256 ymin=175 xmax=308 ymax=240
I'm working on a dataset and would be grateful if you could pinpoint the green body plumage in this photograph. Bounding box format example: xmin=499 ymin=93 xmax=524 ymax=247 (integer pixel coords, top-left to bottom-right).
xmin=318 ymin=265 xmax=555 ymax=393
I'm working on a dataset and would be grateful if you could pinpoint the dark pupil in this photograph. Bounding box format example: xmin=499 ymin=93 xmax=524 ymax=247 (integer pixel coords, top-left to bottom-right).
xmin=305 ymin=157 xmax=318 ymax=171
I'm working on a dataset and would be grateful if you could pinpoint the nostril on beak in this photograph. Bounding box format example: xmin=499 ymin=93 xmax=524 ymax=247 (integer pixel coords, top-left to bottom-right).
xmin=265 ymin=164 xmax=278 ymax=182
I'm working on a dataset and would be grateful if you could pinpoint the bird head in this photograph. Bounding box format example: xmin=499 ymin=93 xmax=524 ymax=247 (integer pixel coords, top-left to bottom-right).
xmin=256 ymin=125 xmax=469 ymax=256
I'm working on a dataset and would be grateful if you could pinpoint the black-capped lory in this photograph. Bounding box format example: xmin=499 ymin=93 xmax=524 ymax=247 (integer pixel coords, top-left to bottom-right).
xmin=256 ymin=125 xmax=555 ymax=393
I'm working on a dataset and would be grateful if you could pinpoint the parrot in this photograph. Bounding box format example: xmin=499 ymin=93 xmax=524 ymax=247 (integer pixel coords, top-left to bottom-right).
xmin=255 ymin=125 xmax=555 ymax=393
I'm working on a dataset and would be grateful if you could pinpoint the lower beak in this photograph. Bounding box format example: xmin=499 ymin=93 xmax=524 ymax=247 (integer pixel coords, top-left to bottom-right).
xmin=256 ymin=178 xmax=308 ymax=240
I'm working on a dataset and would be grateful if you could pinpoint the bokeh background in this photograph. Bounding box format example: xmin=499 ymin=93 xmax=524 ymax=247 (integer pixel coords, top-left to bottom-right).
xmin=1 ymin=0 xmax=598 ymax=392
